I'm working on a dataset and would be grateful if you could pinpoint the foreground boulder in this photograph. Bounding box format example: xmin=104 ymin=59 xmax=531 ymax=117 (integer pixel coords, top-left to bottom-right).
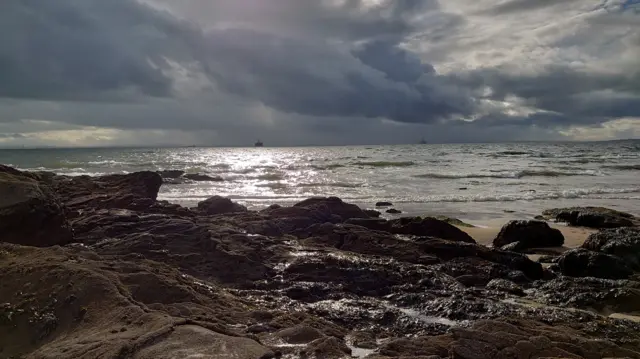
xmin=557 ymin=248 xmax=633 ymax=280
xmin=0 ymin=166 xmax=73 ymax=246
xmin=582 ymin=227 xmax=640 ymax=271
xmin=197 ymin=196 xmax=248 ymax=215
xmin=542 ymin=206 xmax=637 ymax=228
xmin=0 ymin=243 xmax=274 ymax=359
xmin=493 ymin=220 xmax=564 ymax=251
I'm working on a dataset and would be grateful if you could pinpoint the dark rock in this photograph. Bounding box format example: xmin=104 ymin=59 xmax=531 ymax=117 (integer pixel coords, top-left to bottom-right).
xmin=293 ymin=197 xmax=369 ymax=222
xmin=376 ymin=201 xmax=393 ymax=207
xmin=419 ymin=240 xmax=544 ymax=281
xmin=344 ymin=218 xmax=390 ymax=232
xmin=183 ymin=173 xmax=224 ymax=182
xmin=156 ymin=170 xmax=185 ymax=179
xmin=582 ymin=227 xmax=640 ymax=271
xmin=434 ymin=216 xmax=475 ymax=228
xmin=344 ymin=217 xmax=476 ymax=243
xmin=386 ymin=208 xmax=402 ymax=214
xmin=0 ymin=166 xmax=73 ymax=247
xmin=557 ymin=248 xmax=633 ymax=280
xmin=52 ymin=171 xmax=162 ymax=212
xmin=493 ymin=220 xmax=564 ymax=249
xmin=304 ymin=337 xmax=351 ymax=358
xmin=197 ymin=196 xmax=248 ymax=215
xmin=276 ymin=325 xmax=324 ymax=344
xmin=537 ymin=255 xmax=558 ymax=264
xmin=499 ymin=242 xmax=525 ymax=253
xmin=533 ymin=215 xmax=546 ymax=221
xmin=542 ymin=207 xmax=637 ymax=228
xmin=534 ymin=275 xmax=640 ymax=314
xmin=390 ymin=217 xmax=476 ymax=243
xmin=485 ymin=279 xmax=524 ymax=296
xmin=364 ymin=209 xmax=381 ymax=218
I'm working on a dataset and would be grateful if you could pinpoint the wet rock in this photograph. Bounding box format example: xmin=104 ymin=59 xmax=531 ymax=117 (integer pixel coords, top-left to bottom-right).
xmin=135 ymin=325 xmax=274 ymax=359
xmin=0 ymin=243 xmax=270 ymax=359
xmin=582 ymin=227 xmax=640 ymax=271
xmin=534 ymin=276 xmax=640 ymax=313
xmin=386 ymin=208 xmax=402 ymax=214
xmin=499 ymin=242 xmax=525 ymax=253
xmin=556 ymin=248 xmax=633 ymax=280
xmin=493 ymin=220 xmax=564 ymax=249
xmin=276 ymin=324 xmax=324 ymax=344
xmin=419 ymin=240 xmax=544 ymax=281
xmin=376 ymin=201 xmax=393 ymax=207
xmin=52 ymin=171 xmax=162 ymax=212
xmin=0 ymin=165 xmax=73 ymax=247
xmin=542 ymin=207 xmax=637 ymax=228
xmin=537 ymin=255 xmax=558 ymax=264
xmin=304 ymin=337 xmax=351 ymax=358
xmin=197 ymin=196 xmax=248 ymax=215
xmin=390 ymin=217 xmax=476 ymax=243
xmin=486 ymin=279 xmax=524 ymax=296
xmin=377 ymin=335 xmax=452 ymax=357
xmin=345 ymin=218 xmax=390 ymax=232
xmin=183 ymin=173 xmax=224 ymax=182
xmin=156 ymin=169 xmax=185 ymax=179
xmin=364 ymin=209 xmax=382 ymax=218
xmin=294 ymin=197 xmax=369 ymax=222
xmin=434 ymin=216 xmax=475 ymax=228
xmin=350 ymin=331 xmax=377 ymax=349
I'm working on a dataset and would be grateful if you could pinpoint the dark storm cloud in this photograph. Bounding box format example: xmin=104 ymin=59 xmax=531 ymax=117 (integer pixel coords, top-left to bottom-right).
xmin=481 ymin=0 xmax=584 ymax=15
xmin=0 ymin=0 xmax=638 ymax=146
xmin=452 ymin=65 xmax=640 ymax=125
xmin=0 ymin=0 xmax=476 ymax=125
xmin=199 ymin=28 xmax=475 ymax=123
xmin=0 ymin=0 xmax=194 ymax=101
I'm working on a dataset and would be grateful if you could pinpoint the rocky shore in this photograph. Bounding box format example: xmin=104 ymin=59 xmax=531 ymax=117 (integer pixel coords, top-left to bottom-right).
xmin=1 ymin=165 xmax=640 ymax=359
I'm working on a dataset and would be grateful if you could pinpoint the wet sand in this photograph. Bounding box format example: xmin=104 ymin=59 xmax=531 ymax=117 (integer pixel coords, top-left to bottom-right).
xmin=458 ymin=219 xmax=597 ymax=249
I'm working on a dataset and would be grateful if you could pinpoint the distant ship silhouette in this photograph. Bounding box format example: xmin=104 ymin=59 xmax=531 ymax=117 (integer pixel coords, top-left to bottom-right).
xmin=254 ymin=139 xmax=264 ymax=147
xmin=419 ymin=138 xmax=427 ymax=144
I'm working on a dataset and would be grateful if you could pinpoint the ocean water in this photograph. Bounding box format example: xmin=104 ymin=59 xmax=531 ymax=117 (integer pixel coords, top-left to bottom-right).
xmin=2 ymin=141 xmax=639 ymax=222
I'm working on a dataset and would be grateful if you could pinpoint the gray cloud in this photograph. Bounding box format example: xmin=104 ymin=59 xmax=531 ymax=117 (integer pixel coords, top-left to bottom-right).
xmin=481 ymin=0 xmax=583 ymax=15
xmin=0 ymin=0 xmax=639 ymax=146
xmin=0 ymin=0 xmax=194 ymax=101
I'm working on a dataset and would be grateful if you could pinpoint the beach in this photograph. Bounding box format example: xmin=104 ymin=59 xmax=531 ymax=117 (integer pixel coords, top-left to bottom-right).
xmin=2 ymin=162 xmax=640 ymax=358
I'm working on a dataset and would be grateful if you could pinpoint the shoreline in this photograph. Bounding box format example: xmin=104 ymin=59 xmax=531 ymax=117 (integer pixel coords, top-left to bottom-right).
xmin=2 ymin=166 xmax=640 ymax=358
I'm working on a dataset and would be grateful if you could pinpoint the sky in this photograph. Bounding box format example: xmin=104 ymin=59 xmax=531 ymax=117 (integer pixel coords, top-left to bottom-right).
xmin=0 ymin=0 xmax=639 ymax=147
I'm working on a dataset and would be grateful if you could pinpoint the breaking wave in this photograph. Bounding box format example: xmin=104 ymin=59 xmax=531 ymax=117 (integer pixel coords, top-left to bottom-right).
xmin=414 ymin=169 xmax=602 ymax=179
xmin=353 ymin=161 xmax=415 ymax=167
xmin=424 ymin=187 xmax=640 ymax=203
xmin=297 ymin=182 xmax=364 ymax=188
xmin=603 ymin=164 xmax=640 ymax=171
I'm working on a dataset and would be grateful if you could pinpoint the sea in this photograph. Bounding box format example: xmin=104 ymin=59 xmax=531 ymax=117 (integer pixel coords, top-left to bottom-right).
xmin=2 ymin=141 xmax=639 ymax=223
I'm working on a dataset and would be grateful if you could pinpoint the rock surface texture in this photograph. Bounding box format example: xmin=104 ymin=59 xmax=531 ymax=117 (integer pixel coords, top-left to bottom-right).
xmin=542 ymin=206 xmax=638 ymax=228
xmin=1 ymin=165 xmax=640 ymax=359
xmin=493 ymin=220 xmax=564 ymax=251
